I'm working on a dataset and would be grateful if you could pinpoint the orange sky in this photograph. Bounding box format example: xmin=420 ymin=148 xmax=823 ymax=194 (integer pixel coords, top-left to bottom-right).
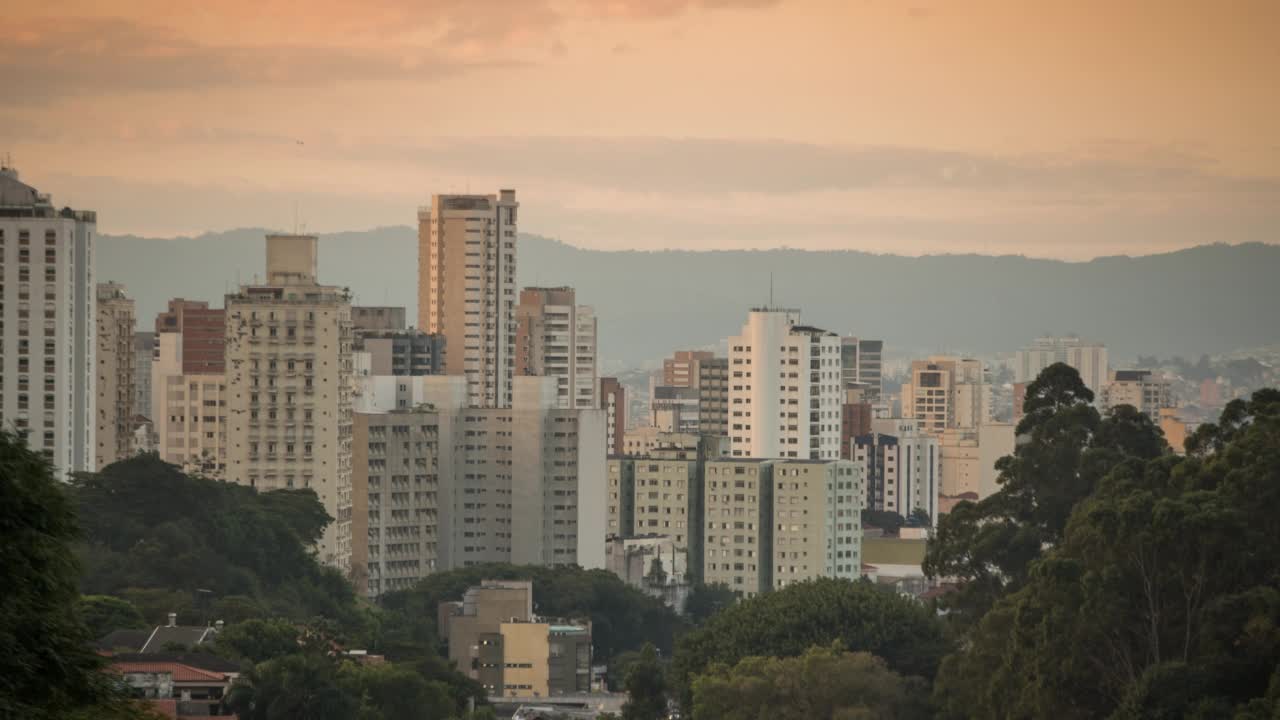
xmin=2 ymin=0 xmax=1277 ymax=258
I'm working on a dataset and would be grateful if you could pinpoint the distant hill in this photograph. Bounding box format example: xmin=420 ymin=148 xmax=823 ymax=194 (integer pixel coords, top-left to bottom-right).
xmin=100 ymin=227 xmax=1279 ymax=366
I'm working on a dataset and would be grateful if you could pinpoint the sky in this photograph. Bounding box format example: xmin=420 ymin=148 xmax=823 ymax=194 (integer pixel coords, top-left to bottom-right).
xmin=2 ymin=0 xmax=1278 ymax=259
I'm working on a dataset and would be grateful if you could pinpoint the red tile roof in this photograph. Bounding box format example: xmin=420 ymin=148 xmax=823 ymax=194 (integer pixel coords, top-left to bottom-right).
xmin=111 ymin=661 xmax=228 ymax=683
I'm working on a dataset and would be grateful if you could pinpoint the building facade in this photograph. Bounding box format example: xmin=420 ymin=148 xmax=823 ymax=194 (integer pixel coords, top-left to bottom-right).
xmin=854 ymin=418 xmax=940 ymax=522
xmin=354 ymin=329 xmax=444 ymax=376
xmin=1015 ymin=336 xmax=1108 ymax=395
xmin=663 ymin=350 xmax=714 ymax=388
xmin=351 ymin=305 xmax=406 ymax=332
xmin=900 ymin=356 xmax=990 ymax=435
xmin=417 ymin=191 xmax=519 ymax=408
xmin=600 ymin=376 xmax=626 ymax=456
xmin=0 ymin=166 xmax=96 ymax=474
xmin=696 ymin=357 xmax=730 ymax=438
xmin=95 ymin=282 xmax=136 ymax=468
xmin=771 ymin=459 xmax=863 ymax=589
xmin=155 ymin=299 xmax=226 ymax=375
xmin=224 ymin=234 xmax=354 ymax=573
xmin=133 ymin=331 xmax=155 ymax=424
xmin=728 ymin=309 xmax=842 ymax=460
xmin=703 ymin=459 xmax=774 ymax=597
xmin=840 ymin=337 xmax=884 ymax=401
xmin=1101 ymin=369 xmax=1174 ymax=422
xmin=514 ymin=287 xmax=598 ymax=410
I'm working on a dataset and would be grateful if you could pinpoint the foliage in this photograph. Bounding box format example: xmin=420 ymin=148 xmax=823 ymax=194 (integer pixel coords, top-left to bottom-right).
xmin=71 ymin=454 xmax=366 ymax=635
xmin=0 ymin=430 xmax=144 ymax=718
xmin=862 ymin=509 xmax=906 ymax=535
xmin=645 ymin=557 xmax=668 ymax=587
xmin=670 ymin=577 xmax=947 ymax=711
xmin=338 ymin=661 xmax=456 ymax=720
xmin=932 ymin=389 xmax=1280 ymax=718
xmin=78 ymin=594 xmax=146 ymax=638
xmin=924 ymin=363 xmax=1168 ymax=625
xmin=682 ymin=583 xmax=737 ymax=625
xmin=381 ymin=563 xmax=687 ymax=661
xmin=227 ymin=652 xmax=357 ymax=720
xmin=215 ymin=618 xmax=304 ymax=665
xmin=691 ymin=643 xmax=932 ymax=720
xmin=621 ymin=643 xmax=667 ymax=720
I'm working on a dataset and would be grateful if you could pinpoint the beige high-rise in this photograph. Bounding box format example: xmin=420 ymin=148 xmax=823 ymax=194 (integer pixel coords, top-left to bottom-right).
xmin=900 ymin=356 xmax=990 ymax=435
xmin=224 ymin=234 xmax=354 ymax=573
xmin=152 ymin=330 xmax=228 ymax=479
xmin=703 ymin=459 xmax=775 ymax=597
xmin=418 ymin=191 xmax=519 ymax=408
xmin=95 ymin=282 xmax=136 ymax=469
xmin=771 ymin=459 xmax=863 ymax=589
xmin=515 ymin=286 xmax=598 ymax=411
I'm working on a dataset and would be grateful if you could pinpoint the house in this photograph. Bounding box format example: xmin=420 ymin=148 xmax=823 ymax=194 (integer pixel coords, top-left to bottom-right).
xmin=108 ymin=657 xmax=237 ymax=718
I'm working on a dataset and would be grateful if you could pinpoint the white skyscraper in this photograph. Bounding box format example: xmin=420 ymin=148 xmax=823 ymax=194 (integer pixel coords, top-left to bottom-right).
xmin=0 ymin=165 xmax=96 ymax=475
xmin=728 ymin=308 xmax=842 ymax=460
xmin=1015 ymin=336 xmax=1109 ymax=395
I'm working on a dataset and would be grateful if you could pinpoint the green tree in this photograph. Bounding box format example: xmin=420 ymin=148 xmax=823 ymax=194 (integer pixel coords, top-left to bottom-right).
xmin=78 ymin=594 xmax=146 ymax=638
xmin=933 ymin=389 xmax=1280 ymax=718
xmin=622 ymin=643 xmax=667 ymax=720
xmin=227 ymin=652 xmax=357 ymax=720
xmin=683 ymin=583 xmax=737 ymax=625
xmin=691 ymin=643 xmax=931 ymax=720
xmin=670 ymin=578 xmax=947 ymax=711
xmin=861 ymin=509 xmax=906 ymax=536
xmin=215 ymin=618 xmax=302 ymax=665
xmin=0 ymin=430 xmax=134 ymax=719
xmin=338 ymin=661 xmax=455 ymax=720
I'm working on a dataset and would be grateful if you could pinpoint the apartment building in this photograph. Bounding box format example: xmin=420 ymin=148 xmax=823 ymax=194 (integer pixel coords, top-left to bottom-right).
xmin=664 ymin=350 xmax=714 ymax=388
xmin=418 ymin=191 xmax=519 ymax=408
xmin=1100 ymin=369 xmax=1174 ymax=422
xmin=515 ymin=287 xmax=598 ymax=410
xmin=728 ymin=308 xmax=842 ymax=460
xmin=152 ymin=330 xmax=228 ymax=479
xmin=1015 ymin=336 xmax=1108 ymax=395
xmin=703 ymin=458 xmax=774 ymax=597
xmin=440 ymin=580 xmax=592 ymax=699
xmin=600 ymin=376 xmax=626 ymax=456
xmin=354 ymin=329 xmax=444 ymax=376
xmin=351 ymin=305 xmax=406 ymax=332
xmin=351 ymin=409 xmax=439 ymax=599
xmin=697 ymin=357 xmax=730 ymax=437
xmin=650 ymin=384 xmax=700 ymax=433
xmin=937 ymin=423 xmax=1015 ymax=501
xmin=0 ymin=165 xmax=96 ymax=474
xmin=611 ymin=442 xmax=705 ymax=580
xmin=854 ymin=418 xmax=940 ymax=522
xmin=840 ymin=337 xmax=884 ymax=401
xmin=155 ymin=299 xmax=226 ymax=375
xmin=224 ymin=234 xmax=354 ymax=573
xmin=95 ymin=282 xmax=135 ymax=468
xmin=133 ymin=331 xmax=155 ymax=424
xmin=900 ymin=356 xmax=990 ymax=435
xmin=771 ymin=459 xmax=863 ymax=589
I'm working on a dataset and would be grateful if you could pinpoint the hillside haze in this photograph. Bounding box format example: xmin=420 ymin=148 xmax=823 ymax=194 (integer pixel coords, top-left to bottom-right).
xmin=101 ymin=227 xmax=1279 ymax=366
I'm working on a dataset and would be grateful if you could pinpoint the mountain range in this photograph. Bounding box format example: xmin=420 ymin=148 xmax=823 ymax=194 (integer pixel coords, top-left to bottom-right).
xmin=100 ymin=227 xmax=1279 ymax=368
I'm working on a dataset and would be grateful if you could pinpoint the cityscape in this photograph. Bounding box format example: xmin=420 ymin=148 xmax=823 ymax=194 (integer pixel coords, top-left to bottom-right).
xmin=2 ymin=2 xmax=1278 ymax=719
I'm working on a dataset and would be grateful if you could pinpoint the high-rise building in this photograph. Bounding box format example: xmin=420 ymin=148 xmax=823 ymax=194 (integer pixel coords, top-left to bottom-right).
xmin=354 ymin=329 xmax=444 ymax=376
xmin=664 ymin=350 xmax=714 ymax=388
xmin=133 ymin=331 xmax=156 ymax=425
xmin=152 ymin=329 xmax=227 ymax=480
xmin=224 ymin=234 xmax=354 ymax=573
xmin=728 ymin=308 xmax=842 ymax=460
xmin=696 ymin=357 xmax=730 ymax=438
xmin=839 ymin=337 xmax=884 ymax=401
xmin=650 ymin=385 xmax=700 ymax=433
xmin=351 ymin=409 xmax=439 ymax=599
xmin=1015 ymin=336 xmax=1108 ymax=395
xmin=600 ymin=377 xmax=626 ymax=456
xmin=1100 ymin=369 xmax=1174 ymax=422
xmin=840 ymin=388 xmax=873 ymax=460
xmin=937 ymin=423 xmax=1015 ymax=502
xmin=607 ymin=438 xmax=707 ymax=583
xmin=515 ymin=287 xmax=598 ymax=410
xmin=703 ymin=458 xmax=775 ymax=597
xmin=417 ymin=191 xmax=519 ymax=408
xmin=351 ymin=306 xmax=406 ymax=332
xmin=900 ymin=356 xmax=989 ymax=435
xmin=770 ymin=459 xmax=863 ymax=589
xmin=95 ymin=282 xmax=136 ymax=469
xmin=0 ymin=166 xmax=96 ymax=474
xmin=155 ymin=299 xmax=226 ymax=375
xmin=854 ymin=418 xmax=940 ymax=522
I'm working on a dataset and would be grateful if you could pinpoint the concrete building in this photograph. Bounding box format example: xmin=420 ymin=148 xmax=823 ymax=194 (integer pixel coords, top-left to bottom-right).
xmin=605 ymin=534 xmax=689 ymax=591
xmin=900 ymin=356 xmax=990 ymax=435
xmin=770 ymin=459 xmax=863 ymax=589
xmin=703 ymin=458 xmax=774 ymax=597
xmin=224 ymin=234 xmax=354 ymax=573
xmin=351 ymin=306 xmax=406 ymax=332
xmin=610 ymin=441 xmax=705 ymax=581
xmin=1015 ymin=336 xmax=1108 ymax=395
xmin=663 ymin=350 xmax=714 ymax=388
xmin=840 ymin=337 xmax=884 ymax=401
xmin=440 ymin=580 xmax=592 ymax=699
xmin=133 ymin=331 xmax=155 ymax=425
xmin=155 ymin=299 xmax=226 ymax=375
xmin=840 ymin=387 xmax=873 ymax=461
xmin=95 ymin=282 xmax=136 ymax=469
xmin=418 ymin=191 xmax=519 ymax=409
xmin=854 ymin=418 xmax=940 ymax=522
xmin=352 ymin=409 xmax=439 ymax=599
xmin=650 ymin=384 xmax=700 ymax=433
xmin=696 ymin=357 xmax=730 ymax=438
xmin=354 ymin=329 xmax=444 ymax=376
xmin=515 ymin=287 xmax=598 ymax=411
xmin=0 ymin=165 xmax=96 ymax=474
xmin=1101 ymin=369 xmax=1174 ymax=422
xmin=152 ymin=323 xmax=228 ymax=479
xmin=937 ymin=423 xmax=1015 ymax=502
xmin=728 ymin=308 xmax=842 ymax=460
xmin=600 ymin=377 xmax=626 ymax=456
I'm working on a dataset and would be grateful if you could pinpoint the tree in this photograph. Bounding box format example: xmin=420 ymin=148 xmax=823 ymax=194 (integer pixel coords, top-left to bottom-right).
xmin=862 ymin=509 xmax=906 ymax=536
xmin=215 ymin=618 xmax=303 ymax=665
xmin=338 ymin=661 xmax=455 ymax=720
xmin=78 ymin=594 xmax=146 ymax=638
xmin=0 ymin=430 xmax=134 ymax=719
xmin=227 ymin=653 xmax=357 ymax=720
xmin=670 ymin=578 xmax=947 ymax=711
xmin=932 ymin=390 xmax=1280 ymax=718
xmin=683 ymin=583 xmax=736 ymax=625
xmin=691 ymin=643 xmax=931 ymax=720
xmin=622 ymin=644 xmax=667 ymax=720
